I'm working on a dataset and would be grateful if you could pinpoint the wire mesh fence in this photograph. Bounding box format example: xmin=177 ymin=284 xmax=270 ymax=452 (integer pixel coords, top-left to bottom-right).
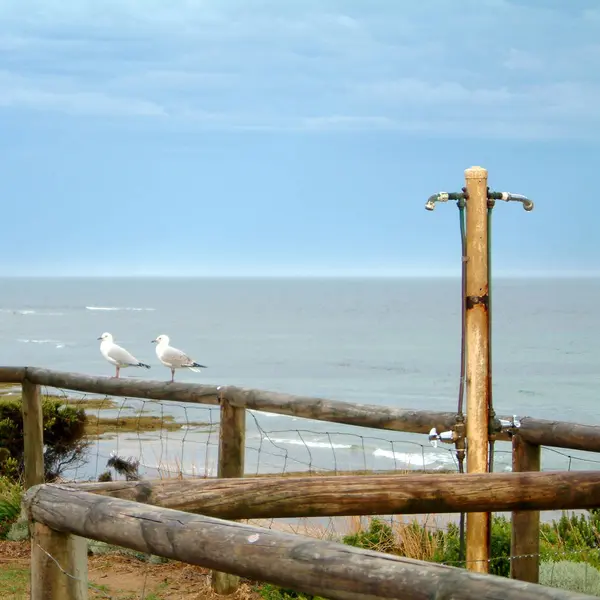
xmin=45 ymin=386 xmax=466 ymax=483
xmin=41 ymin=384 xmax=600 ymax=485
xmin=7 ymin=385 xmax=600 ymax=597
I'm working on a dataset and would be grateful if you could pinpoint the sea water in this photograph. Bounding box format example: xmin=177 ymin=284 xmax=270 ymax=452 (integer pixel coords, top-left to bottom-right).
xmin=1 ymin=276 xmax=599 ymax=480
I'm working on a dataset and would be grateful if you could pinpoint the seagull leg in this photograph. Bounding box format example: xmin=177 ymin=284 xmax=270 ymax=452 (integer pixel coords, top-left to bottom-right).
xmin=170 ymin=368 xmax=175 ymax=383
xmin=115 ymin=365 xmax=120 ymax=379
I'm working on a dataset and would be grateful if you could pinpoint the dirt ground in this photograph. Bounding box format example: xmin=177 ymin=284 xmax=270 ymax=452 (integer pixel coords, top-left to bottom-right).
xmin=0 ymin=540 xmax=262 ymax=599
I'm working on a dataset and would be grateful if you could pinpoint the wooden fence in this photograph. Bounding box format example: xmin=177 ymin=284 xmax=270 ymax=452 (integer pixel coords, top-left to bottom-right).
xmin=3 ymin=367 xmax=600 ymax=599
xmin=22 ymin=483 xmax=598 ymax=600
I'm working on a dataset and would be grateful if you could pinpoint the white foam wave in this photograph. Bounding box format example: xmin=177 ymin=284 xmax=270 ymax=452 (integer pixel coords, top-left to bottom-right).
xmin=85 ymin=306 xmax=155 ymax=312
xmin=18 ymin=338 xmax=61 ymax=344
xmin=267 ymin=437 xmax=352 ymax=450
xmin=0 ymin=309 xmax=63 ymax=316
xmin=373 ymin=448 xmax=455 ymax=468
xmin=251 ymin=410 xmax=282 ymax=418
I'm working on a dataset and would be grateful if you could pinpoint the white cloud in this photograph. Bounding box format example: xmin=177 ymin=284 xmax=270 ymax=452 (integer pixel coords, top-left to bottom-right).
xmin=0 ymin=0 xmax=598 ymax=138
xmin=0 ymin=71 xmax=167 ymax=116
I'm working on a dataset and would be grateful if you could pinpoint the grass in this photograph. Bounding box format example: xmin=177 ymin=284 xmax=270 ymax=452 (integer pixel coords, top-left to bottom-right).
xmin=65 ymin=397 xmax=120 ymax=410
xmin=0 ymin=540 xmax=262 ymax=599
xmin=0 ymin=565 xmax=29 ymax=599
xmin=0 ymin=387 xmax=212 ymax=438
xmin=85 ymin=414 xmax=212 ymax=437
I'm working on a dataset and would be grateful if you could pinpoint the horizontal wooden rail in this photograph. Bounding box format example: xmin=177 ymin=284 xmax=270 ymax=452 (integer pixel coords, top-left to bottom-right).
xmin=223 ymin=384 xmax=456 ymax=434
xmin=24 ymin=484 xmax=595 ymax=600
xmin=518 ymin=418 xmax=600 ymax=453
xmin=4 ymin=367 xmax=600 ymax=451
xmin=19 ymin=367 xmax=222 ymax=405
xmin=0 ymin=366 xmax=26 ymax=383
xmin=72 ymin=470 xmax=600 ymax=519
xmin=2 ymin=367 xmax=457 ymax=434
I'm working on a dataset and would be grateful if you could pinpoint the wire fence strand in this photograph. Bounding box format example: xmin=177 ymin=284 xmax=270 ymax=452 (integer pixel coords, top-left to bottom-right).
xmin=13 ymin=385 xmax=600 ymax=598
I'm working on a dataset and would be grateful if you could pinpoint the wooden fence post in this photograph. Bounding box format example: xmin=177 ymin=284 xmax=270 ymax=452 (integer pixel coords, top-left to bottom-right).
xmin=464 ymin=166 xmax=491 ymax=574
xmin=31 ymin=523 xmax=88 ymax=600
xmin=510 ymin=436 xmax=541 ymax=583
xmin=211 ymin=393 xmax=246 ymax=595
xmin=22 ymin=379 xmax=44 ymax=491
xmin=23 ymin=379 xmax=88 ymax=599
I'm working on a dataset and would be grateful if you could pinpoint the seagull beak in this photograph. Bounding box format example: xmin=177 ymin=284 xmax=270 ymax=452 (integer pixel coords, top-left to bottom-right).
xmin=97 ymin=336 xmax=102 ymax=340
xmin=151 ymin=339 xmax=157 ymax=344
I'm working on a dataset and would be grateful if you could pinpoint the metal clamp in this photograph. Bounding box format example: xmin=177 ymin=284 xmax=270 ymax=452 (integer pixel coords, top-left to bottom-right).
xmin=428 ymin=427 xmax=456 ymax=448
xmin=495 ymin=415 xmax=522 ymax=438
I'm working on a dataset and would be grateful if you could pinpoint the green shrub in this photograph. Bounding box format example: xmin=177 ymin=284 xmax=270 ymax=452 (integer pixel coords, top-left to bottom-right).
xmin=0 ymin=396 xmax=89 ymax=482
xmin=540 ymin=510 xmax=600 ymax=569
xmin=431 ymin=522 xmax=463 ymax=568
xmin=488 ymin=515 xmax=512 ymax=577
xmin=429 ymin=516 xmax=512 ymax=577
xmin=540 ymin=560 xmax=600 ymax=595
xmin=342 ymin=518 xmax=396 ymax=553
xmin=0 ymin=476 xmax=22 ymax=539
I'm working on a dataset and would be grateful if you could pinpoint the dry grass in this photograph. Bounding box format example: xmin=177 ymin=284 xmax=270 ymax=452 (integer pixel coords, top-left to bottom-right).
xmin=65 ymin=397 xmax=120 ymax=410
xmin=0 ymin=540 xmax=261 ymax=600
xmin=84 ymin=413 xmax=212 ymax=438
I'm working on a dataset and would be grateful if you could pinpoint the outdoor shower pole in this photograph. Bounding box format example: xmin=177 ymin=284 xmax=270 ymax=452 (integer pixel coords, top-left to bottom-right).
xmin=464 ymin=166 xmax=491 ymax=573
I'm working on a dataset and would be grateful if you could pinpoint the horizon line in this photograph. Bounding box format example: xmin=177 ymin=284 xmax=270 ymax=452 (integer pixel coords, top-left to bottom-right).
xmin=1 ymin=272 xmax=599 ymax=280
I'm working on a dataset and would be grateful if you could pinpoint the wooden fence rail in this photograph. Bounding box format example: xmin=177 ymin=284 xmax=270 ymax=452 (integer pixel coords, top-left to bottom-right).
xmin=7 ymin=368 xmax=600 ymax=591
xmin=71 ymin=470 xmax=600 ymax=519
xmin=23 ymin=484 xmax=598 ymax=600
xmin=3 ymin=367 xmax=600 ymax=452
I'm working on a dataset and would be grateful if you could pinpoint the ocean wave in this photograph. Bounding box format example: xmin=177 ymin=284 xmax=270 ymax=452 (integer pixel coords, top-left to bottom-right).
xmin=266 ymin=437 xmax=352 ymax=450
xmin=373 ymin=448 xmax=455 ymax=468
xmin=0 ymin=309 xmax=64 ymax=316
xmin=85 ymin=306 xmax=155 ymax=312
xmin=17 ymin=339 xmax=66 ymax=349
xmin=251 ymin=410 xmax=283 ymax=418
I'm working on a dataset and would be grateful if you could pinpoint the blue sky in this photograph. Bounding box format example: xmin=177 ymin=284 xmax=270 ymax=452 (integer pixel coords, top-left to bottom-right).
xmin=1 ymin=0 xmax=599 ymax=277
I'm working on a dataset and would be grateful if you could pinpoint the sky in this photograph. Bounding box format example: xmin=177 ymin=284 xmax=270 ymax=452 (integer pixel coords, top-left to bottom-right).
xmin=1 ymin=0 xmax=599 ymax=277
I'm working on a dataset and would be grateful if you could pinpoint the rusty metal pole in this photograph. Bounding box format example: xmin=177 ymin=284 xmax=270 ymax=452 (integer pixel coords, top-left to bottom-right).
xmin=464 ymin=166 xmax=491 ymax=573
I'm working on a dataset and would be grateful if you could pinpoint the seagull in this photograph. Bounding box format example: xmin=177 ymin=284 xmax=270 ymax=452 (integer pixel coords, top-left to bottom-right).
xmin=97 ymin=332 xmax=151 ymax=378
xmin=151 ymin=334 xmax=207 ymax=382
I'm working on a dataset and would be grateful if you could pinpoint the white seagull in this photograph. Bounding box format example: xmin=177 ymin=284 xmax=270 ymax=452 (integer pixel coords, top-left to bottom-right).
xmin=97 ymin=332 xmax=151 ymax=378
xmin=151 ymin=334 xmax=207 ymax=382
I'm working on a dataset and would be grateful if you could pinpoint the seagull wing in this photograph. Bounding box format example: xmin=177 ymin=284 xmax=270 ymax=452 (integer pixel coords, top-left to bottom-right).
xmin=161 ymin=345 xmax=201 ymax=368
xmin=108 ymin=343 xmax=142 ymax=366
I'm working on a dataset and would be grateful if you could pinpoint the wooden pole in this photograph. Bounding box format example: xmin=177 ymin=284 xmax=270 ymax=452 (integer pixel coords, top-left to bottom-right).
xmin=72 ymin=470 xmax=600 ymax=519
xmin=211 ymin=396 xmax=246 ymax=595
xmin=24 ymin=485 xmax=594 ymax=600
xmin=22 ymin=379 xmax=88 ymax=599
xmin=22 ymin=379 xmax=44 ymax=491
xmin=511 ymin=437 xmax=541 ymax=583
xmin=464 ymin=166 xmax=491 ymax=573
xmin=31 ymin=523 xmax=88 ymax=600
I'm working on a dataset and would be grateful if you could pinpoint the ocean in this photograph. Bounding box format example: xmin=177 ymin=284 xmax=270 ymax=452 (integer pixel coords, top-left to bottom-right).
xmin=1 ymin=276 xmax=599 ymax=482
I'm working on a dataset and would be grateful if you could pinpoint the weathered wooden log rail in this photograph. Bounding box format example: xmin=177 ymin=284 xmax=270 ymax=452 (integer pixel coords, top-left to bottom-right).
xmin=72 ymin=470 xmax=600 ymax=518
xmin=5 ymin=365 xmax=600 ymax=592
xmin=23 ymin=484 xmax=598 ymax=600
xmin=2 ymin=366 xmax=600 ymax=451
